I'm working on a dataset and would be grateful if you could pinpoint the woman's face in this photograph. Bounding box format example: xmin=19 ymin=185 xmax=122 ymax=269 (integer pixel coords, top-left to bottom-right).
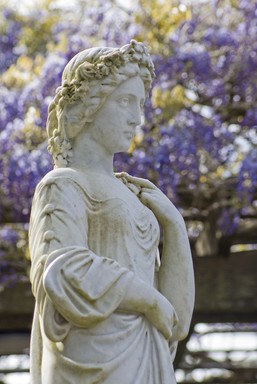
xmin=87 ymin=75 xmax=145 ymax=155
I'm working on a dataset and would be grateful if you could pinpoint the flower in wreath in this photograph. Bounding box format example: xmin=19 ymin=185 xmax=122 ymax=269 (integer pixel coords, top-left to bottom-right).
xmin=111 ymin=52 xmax=125 ymax=67
xmin=95 ymin=63 xmax=110 ymax=78
xmin=77 ymin=62 xmax=98 ymax=80
xmin=60 ymin=139 xmax=73 ymax=159
xmin=59 ymin=81 xmax=77 ymax=100
xmin=102 ymin=57 xmax=113 ymax=67
xmin=55 ymin=154 xmax=68 ymax=167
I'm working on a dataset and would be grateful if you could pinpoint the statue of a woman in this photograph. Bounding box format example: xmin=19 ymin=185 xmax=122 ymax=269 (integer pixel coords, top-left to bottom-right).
xmin=29 ymin=40 xmax=195 ymax=384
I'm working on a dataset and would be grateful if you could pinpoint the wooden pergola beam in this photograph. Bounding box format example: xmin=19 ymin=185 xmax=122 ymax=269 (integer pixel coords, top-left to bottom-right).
xmin=193 ymin=250 xmax=257 ymax=322
xmin=0 ymin=333 xmax=30 ymax=355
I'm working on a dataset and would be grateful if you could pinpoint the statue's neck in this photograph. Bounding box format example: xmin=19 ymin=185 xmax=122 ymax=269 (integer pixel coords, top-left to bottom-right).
xmin=70 ymin=131 xmax=114 ymax=176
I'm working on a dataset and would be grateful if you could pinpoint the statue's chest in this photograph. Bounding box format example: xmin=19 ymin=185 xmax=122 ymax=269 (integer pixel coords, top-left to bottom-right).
xmin=88 ymin=194 xmax=158 ymax=237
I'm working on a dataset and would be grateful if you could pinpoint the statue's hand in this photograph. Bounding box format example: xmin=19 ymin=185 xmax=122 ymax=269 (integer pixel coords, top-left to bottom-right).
xmin=145 ymin=290 xmax=178 ymax=340
xmin=118 ymin=270 xmax=178 ymax=340
xmin=117 ymin=173 xmax=183 ymax=228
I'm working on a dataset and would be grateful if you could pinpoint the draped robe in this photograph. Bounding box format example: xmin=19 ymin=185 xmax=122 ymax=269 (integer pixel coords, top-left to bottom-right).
xmin=29 ymin=167 xmax=177 ymax=384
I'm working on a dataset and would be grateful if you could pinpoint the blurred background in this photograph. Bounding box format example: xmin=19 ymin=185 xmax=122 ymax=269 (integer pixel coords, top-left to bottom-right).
xmin=0 ymin=0 xmax=257 ymax=382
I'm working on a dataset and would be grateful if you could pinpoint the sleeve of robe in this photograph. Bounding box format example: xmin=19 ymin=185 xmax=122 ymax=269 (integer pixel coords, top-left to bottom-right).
xmin=29 ymin=173 xmax=135 ymax=342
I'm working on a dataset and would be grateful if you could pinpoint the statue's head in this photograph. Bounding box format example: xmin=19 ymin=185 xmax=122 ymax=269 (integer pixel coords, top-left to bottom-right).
xmin=46 ymin=40 xmax=155 ymax=167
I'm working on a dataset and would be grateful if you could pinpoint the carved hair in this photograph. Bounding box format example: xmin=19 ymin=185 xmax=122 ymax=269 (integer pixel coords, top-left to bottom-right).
xmin=46 ymin=40 xmax=155 ymax=167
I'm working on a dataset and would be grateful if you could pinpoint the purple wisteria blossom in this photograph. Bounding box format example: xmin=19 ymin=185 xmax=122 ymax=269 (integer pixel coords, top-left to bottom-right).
xmin=0 ymin=9 xmax=23 ymax=73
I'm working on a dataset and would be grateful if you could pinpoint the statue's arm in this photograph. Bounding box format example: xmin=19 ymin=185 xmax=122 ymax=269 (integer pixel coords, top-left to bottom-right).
xmin=116 ymin=173 xmax=195 ymax=342
xmin=158 ymin=216 xmax=195 ymax=342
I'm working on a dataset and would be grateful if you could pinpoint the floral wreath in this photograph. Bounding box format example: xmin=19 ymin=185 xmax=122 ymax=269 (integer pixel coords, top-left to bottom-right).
xmin=57 ymin=39 xmax=155 ymax=107
xmin=48 ymin=40 xmax=155 ymax=167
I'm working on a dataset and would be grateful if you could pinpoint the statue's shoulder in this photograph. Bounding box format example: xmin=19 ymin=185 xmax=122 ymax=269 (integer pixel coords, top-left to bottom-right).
xmin=37 ymin=167 xmax=87 ymax=192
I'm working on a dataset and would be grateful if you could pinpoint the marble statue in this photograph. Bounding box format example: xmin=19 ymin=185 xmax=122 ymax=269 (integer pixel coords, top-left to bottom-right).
xmin=29 ymin=40 xmax=195 ymax=384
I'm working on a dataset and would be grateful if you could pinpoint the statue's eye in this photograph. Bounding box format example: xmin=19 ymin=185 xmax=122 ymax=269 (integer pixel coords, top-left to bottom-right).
xmin=119 ymin=97 xmax=130 ymax=107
